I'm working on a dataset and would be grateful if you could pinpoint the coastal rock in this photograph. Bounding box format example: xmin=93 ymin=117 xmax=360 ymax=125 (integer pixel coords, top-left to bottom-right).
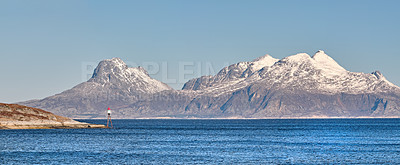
xmin=0 ymin=103 xmax=106 ymax=129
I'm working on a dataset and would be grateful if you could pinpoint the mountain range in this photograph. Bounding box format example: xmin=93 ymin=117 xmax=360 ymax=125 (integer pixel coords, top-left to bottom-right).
xmin=20 ymin=50 xmax=400 ymax=118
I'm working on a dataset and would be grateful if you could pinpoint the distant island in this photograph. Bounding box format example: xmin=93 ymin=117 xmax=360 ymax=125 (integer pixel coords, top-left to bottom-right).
xmin=20 ymin=50 xmax=400 ymax=119
xmin=0 ymin=103 xmax=106 ymax=129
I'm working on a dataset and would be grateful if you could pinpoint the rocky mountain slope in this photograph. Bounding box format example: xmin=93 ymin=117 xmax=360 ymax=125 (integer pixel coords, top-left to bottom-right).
xmin=20 ymin=51 xmax=400 ymax=118
xmin=0 ymin=103 xmax=105 ymax=129
xmin=21 ymin=58 xmax=173 ymax=118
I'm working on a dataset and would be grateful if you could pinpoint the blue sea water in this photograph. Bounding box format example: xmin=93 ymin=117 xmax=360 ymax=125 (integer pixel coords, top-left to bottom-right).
xmin=1 ymin=119 xmax=400 ymax=164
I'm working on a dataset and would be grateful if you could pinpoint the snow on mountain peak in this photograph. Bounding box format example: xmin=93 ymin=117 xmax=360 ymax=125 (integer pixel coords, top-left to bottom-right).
xmin=372 ymin=71 xmax=385 ymax=80
xmin=250 ymin=54 xmax=279 ymax=71
xmin=104 ymin=57 xmax=127 ymax=69
xmin=313 ymin=50 xmax=334 ymax=62
xmin=371 ymin=71 xmax=399 ymax=88
xmin=279 ymin=53 xmax=312 ymax=64
xmin=108 ymin=57 xmax=124 ymax=63
xmin=252 ymin=54 xmax=275 ymax=62
xmin=311 ymin=50 xmax=347 ymax=76
xmin=91 ymin=58 xmax=127 ymax=79
xmin=90 ymin=57 xmax=172 ymax=93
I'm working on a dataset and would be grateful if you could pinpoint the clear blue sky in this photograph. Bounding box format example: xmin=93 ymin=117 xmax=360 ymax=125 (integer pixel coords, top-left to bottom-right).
xmin=1 ymin=0 xmax=399 ymax=103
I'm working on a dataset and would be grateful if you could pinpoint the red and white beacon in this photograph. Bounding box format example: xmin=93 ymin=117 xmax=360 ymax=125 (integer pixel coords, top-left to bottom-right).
xmin=106 ymin=107 xmax=113 ymax=128
xmin=107 ymin=107 xmax=111 ymax=115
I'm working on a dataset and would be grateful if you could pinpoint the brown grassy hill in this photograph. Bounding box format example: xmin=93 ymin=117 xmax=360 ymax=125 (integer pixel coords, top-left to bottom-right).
xmin=0 ymin=103 xmax=106 ymax=129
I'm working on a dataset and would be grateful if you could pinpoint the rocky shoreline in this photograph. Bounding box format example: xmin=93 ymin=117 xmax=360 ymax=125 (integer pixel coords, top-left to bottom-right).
xmin=0 ymin=120 xmax=106 ymax=129
xmin=0 ymin=103 xmax=107 ymax=129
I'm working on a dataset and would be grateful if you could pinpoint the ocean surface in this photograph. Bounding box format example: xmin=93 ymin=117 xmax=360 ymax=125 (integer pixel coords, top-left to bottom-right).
xmin=1 ymin=119 xmax=400 ymax=164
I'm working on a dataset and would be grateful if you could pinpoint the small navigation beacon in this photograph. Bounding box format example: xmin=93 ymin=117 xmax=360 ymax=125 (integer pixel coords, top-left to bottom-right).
xmin=106 ymin=107 xmax=113 ymax=128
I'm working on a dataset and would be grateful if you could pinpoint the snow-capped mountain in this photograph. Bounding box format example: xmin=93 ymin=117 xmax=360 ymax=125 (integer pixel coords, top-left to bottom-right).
xmin=182 ymin=54 xmax=279 ymax=91
xmin=88 ymin=57 xmax=172 ymax=93
xmin=20 ymin=51 xmax=400 ymax=118
xmin=20 ymin=58 xmax=173 ymax=118
xmin=183 ymin=50 xmax=399 ymax=96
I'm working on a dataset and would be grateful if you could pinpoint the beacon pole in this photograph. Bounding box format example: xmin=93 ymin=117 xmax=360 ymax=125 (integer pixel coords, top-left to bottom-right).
xmin=106 ymin=107 xmax=113 ymax=128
